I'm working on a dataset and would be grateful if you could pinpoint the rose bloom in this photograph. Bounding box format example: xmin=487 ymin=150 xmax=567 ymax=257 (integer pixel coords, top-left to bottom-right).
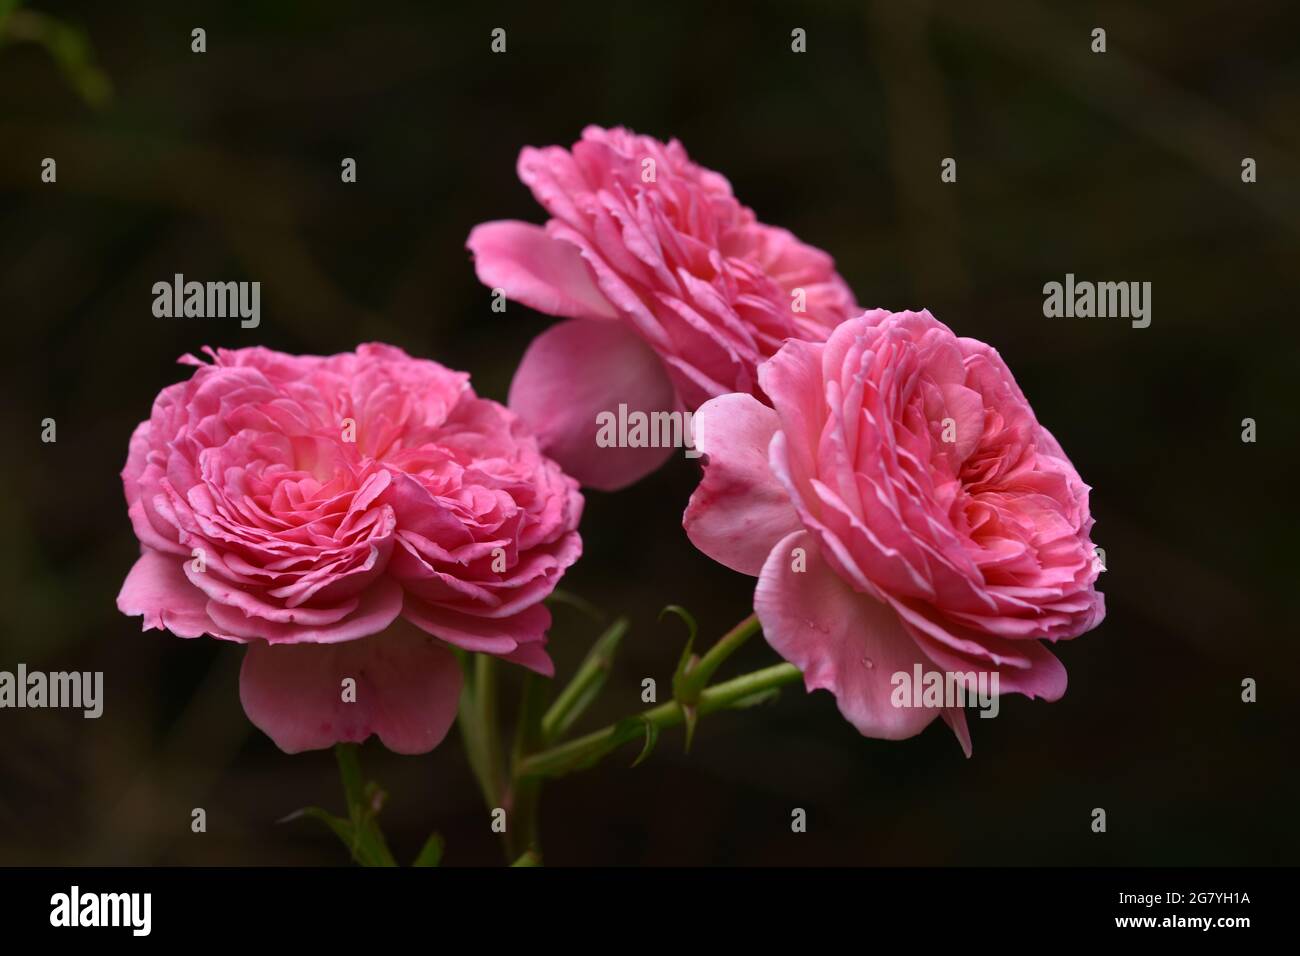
xmin=117 ymin=344 xmax=582 ymax=754
xmin=467 ymin=124 xmax=859 ymax=490
xmin=684 ymin=310 xmax=1104 ymax=754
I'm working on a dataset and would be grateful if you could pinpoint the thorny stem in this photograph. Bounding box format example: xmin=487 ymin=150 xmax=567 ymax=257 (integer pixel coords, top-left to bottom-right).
xmin=678 ymin=613 xmax=760 ymax=701
xmin=515 ymin=663 xmax=801 ymax=780
xmin=461 ymin=615 xmax=798 ymax=864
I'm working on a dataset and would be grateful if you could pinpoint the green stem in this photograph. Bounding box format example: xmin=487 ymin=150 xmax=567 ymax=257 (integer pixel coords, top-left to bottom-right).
xmin=458 ymin=652 xmax=505 ymax=814
xmin=506 ymin=775 xmax=541 ymax=860
xmin=679 ymin=613 xmax=760 ymax=700
xmin=541 ymin=617 xmax=627 ymax=745
xmin=505 ymin=674 xmax=547 ymax=861
xmin=474 ymin=654 xmax=504 ymax=807
xmin=516 ymin=663 xmax=801 ymax=779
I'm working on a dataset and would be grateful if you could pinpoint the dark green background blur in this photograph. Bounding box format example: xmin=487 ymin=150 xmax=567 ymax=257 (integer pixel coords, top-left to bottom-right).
xmin=1 ymin=0 xmax=1296 ymax=866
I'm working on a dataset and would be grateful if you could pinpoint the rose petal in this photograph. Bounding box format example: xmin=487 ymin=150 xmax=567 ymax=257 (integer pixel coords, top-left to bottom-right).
xmin=755 ymin=531 xmax=961 ymax=749
xmin=757 ymin=337 xmax=828 ymax=506
xmin=206 ymin=576 xmax=403 ymax=644
xmin=239 ymin=619 xmax=462 ymax=754
xmin=508 ymin=317 xmax=678 ymax=491
xmin=402 ymin=599 xmax=553 ymax=676
xmin=467 ymin=221 xmax=618 ymax=320
xmin=683 ymin=393 xmax=801 ymax=576
xmin=898 ymin=602 xmax=1070 ymax=702
xmin=117 ymin=548 xmax=238 ymax=641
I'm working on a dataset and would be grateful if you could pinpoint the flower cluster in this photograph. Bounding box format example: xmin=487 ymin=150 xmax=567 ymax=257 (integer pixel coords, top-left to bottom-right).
xmin=119 ymin=126 xmax=1103 ymax=758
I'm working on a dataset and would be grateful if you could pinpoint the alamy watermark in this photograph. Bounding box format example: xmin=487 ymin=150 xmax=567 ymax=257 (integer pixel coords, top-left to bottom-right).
xmin=0 ymin=664 xmax=102 ymax=718
xmin=890 ymin=664 xmax=1000 ymax=718
xmin=50 ymin=886 xmax=151 ymax=936
xmin=152 ymin=273 xmax=260 ymax=328
xmin=1043 ymin=273 xmax=1150 ymax=328
xmin=595 ymin=403 xmax=699 ymax=458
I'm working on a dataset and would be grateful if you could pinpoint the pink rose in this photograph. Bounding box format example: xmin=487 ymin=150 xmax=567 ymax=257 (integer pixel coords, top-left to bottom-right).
xmin=117 ymin=344 xmax=583 ymax=754
xmin=467 ymin=125 xmax=859 ymax=490
xmin=684 ymin=310 xmax=1104 ymax=754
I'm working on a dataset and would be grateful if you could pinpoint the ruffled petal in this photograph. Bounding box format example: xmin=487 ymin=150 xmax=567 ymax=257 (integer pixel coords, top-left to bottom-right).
xmin=117 ymin=548 xmax=238 ymax=641
xmin=467 ymin=220 xmax=618 ymax=320
xmin=508 ymin=317 xmax=678 ymax=490
xmin=755 ymin=531 xmax=963 ymax=750
xmin=683 ymin=393 xmax=801 ymax=576
xmin=238 ymin=619 xmax=462 ymax=754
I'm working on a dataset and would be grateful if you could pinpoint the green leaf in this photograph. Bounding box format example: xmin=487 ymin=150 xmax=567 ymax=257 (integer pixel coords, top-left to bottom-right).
xmin=661 ymin=605 xmax=699 ymax=672
xmin=510 ymin=849 xmax=542 ymax=867
xmin=665 ymin=605 xmax=699 ymax=691
xmin=315 ymin=744 xmax=398 ymax=867
xmin=662 ymin=605 xmax=702 ymax=751
xmin=354 ymin=825 xmax=396 ymax=867
xmin=610 ymin=715 xmax=660 ymax=768
xmin=280 ymin=806 xmax=353 ymax=847
xmin=354 ymin=784 xmax=397 ymax=867
xmin=670 ymin=606 xmax=702 ymax=681
xmin=282 ymin=806 xmax=393 ymax=867
xmin=541 ymin=617 xmax=628 ymax=744
xmin=0 ymin=7 xmax=112 ymax=106
xmin=629 ymin=718 xmax=660 ymax=768
xmin=544 ymin=588 xmax=606 ymax=623
xmin=412 ymin=832 xmax=445 ymax=868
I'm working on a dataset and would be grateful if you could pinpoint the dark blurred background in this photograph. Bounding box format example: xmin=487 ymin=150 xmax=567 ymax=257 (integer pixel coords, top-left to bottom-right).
xmin=1 ymin=0 xmax=1297 ymax=866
